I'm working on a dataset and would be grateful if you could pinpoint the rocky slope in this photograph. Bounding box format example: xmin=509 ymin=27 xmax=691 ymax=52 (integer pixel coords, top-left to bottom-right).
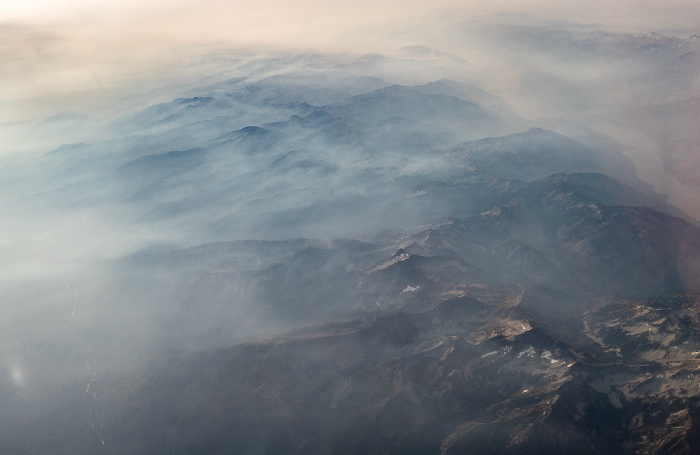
xmin=94 ymin=289 xmax=700 ymax=455
xmin=82 ymin=171 xmax=700 ymax=454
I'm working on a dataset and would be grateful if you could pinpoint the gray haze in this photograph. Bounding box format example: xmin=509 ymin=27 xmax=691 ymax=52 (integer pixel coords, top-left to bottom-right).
xmin=1 ymin=5 xmax=700 ymax=452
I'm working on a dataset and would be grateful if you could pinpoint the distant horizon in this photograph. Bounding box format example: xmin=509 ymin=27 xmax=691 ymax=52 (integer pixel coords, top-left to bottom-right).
xmin=3 ymin=2 xmax=700 ymax=218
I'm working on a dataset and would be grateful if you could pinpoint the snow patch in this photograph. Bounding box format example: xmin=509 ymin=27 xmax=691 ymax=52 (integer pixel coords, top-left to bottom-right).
xmin=541 ymin=350 xmax=558 ymax=363
xmin=401 ymin=285 xmax=420 ymax=293
xmin=517 ymin=346 xmax=536 ymax=359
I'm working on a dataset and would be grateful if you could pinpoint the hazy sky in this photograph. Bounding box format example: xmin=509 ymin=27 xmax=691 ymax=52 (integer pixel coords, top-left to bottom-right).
xmin=3 ymin=0 xmax=698 ymax=123
xmin=5 ymin=0 xmax=700 ymax=32
xmin=3 ymin=0 xmax=700 ymax=209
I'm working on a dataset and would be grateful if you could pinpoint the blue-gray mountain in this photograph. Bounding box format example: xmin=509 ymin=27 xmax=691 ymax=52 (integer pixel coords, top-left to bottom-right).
xmin=2 ymin=51 xmax=700 ymax=455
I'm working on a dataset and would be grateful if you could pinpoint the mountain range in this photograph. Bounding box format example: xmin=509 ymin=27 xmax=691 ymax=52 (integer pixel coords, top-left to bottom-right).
xmin=2 ymin=47 xmax=700 ymax=454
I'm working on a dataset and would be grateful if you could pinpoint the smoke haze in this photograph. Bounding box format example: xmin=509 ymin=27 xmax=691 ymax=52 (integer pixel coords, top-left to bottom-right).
xmin=2 ymin=2 xmax=700 ymax=453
